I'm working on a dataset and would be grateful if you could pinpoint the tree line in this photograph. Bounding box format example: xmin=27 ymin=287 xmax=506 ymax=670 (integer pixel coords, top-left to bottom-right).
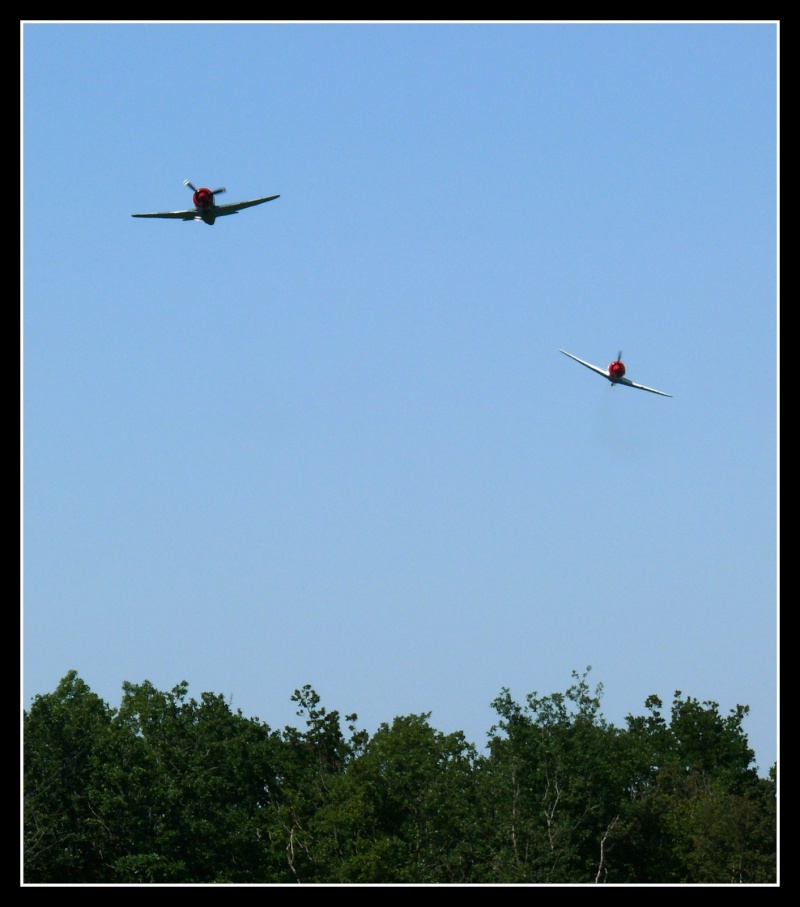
xmin=23 ymin=668 xmax=776 ymax=884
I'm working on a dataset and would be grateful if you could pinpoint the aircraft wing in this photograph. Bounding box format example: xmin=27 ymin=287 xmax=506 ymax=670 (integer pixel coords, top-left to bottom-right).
xmin=213 ymin=194 xmax=280 ymax=216
xmin=617 ymin=377 xmax=672 ymax=397
xmin=131 ymin=209 xmax=197 ymax=220
xmin=559 ymin=350 xmax=611 ymax=378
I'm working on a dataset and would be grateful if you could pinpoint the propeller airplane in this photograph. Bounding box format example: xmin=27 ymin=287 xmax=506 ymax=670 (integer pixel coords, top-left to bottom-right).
xmin=132 ymin=180 xmax=280 ymax=225
xmin=560 ymin=350 xmax=672 ymax=397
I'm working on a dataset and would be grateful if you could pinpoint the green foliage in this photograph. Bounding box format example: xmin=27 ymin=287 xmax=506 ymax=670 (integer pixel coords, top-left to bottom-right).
xmin=613 ymin=692 xmax=774 ymax=882
xmin=24 ymin=671 xmax=116 ymax=881
xmin=262 ymin=684 xmax=369 ymax=881
xmin=480 ymin=669 xmax=629 ymax=882
xmin=24 ymin=671 xmax=284 ymax=883
xmin=23 ymin=668 xmax=776 ymax=884
xmin=310 ymin=713 xmax=482 ymax=882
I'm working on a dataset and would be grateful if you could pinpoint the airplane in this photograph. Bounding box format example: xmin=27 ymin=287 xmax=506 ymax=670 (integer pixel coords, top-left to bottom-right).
xmin=559 ymin=350 xmax=672 ymax=397
xmin=131 ymin=180 xmax=280 ymax=225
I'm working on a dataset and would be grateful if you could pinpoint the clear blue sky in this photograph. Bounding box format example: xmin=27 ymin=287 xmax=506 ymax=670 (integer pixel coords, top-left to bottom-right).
xmin=22 ymin=22 xmax=778 ymax=774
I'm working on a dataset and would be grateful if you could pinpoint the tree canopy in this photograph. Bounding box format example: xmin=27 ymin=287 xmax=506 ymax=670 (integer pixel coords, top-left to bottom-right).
xmin=23 ymin=668 xmax=776 ymax=884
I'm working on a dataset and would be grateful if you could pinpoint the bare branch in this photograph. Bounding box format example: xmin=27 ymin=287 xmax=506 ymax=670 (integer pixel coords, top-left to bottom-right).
xmin=595 ymin=815 xmax=620 ymax=883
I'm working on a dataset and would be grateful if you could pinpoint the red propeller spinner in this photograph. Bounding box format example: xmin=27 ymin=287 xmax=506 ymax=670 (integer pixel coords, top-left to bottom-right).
xmin=608 ymin=351 xmax=626 ymax=380
xmin=184 ymin=180 xmax=226 ymax=210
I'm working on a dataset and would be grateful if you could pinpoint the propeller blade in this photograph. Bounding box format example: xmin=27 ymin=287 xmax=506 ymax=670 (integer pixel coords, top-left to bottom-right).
xmin=210 ymin=187 xmax=226 ymax=196
xmin=184 ymin=180 xmax=197 ymax=192
xmin=617 ymin=350 xmax=623 ymax=362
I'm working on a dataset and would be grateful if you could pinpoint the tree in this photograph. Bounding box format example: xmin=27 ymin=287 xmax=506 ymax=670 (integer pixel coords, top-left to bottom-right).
xmin=263 ymin=684 xmax=369 ymax=882
xmin=314 ymin=713 xmax=482 ymax=882
xmin=24 ymin=671 xmax=116 ymax=881
xmin=108 ymin=679 xmax=284 ymax=882
xmin=24 ymin=671 xmax=776 ymax=883
xmin=24 ymin=673 xmax=285 ymax=882
xmin=480 ymin=668 xmax=628 ymax=882
xmin=613 ymin=693 xmax=776 ymax=882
